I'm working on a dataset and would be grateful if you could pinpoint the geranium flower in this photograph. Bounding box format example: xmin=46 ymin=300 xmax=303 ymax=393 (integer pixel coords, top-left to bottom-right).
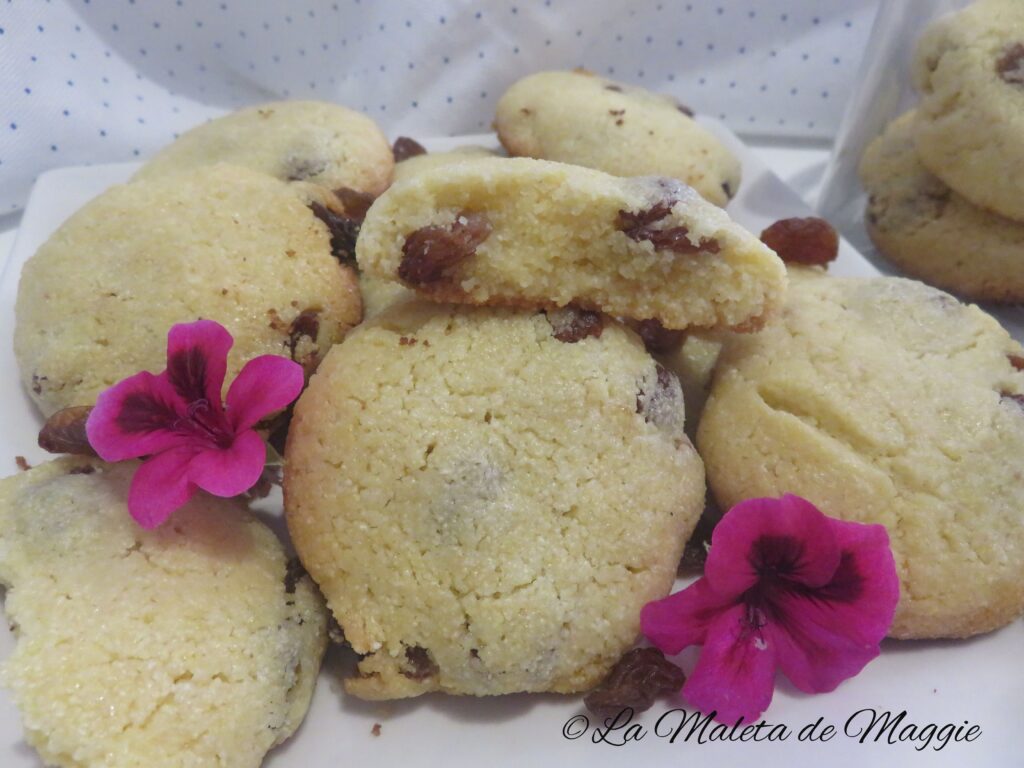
xmin=86 ymin=320 xmax=304 ymax=528
xmin=641 ymin=495 xmax=898 ymax=724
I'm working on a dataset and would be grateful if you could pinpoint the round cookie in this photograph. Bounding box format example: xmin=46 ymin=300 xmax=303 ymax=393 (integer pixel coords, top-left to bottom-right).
xmin=285 ymin=302 xmax=706 ymax=698
xmin=15 ymin=163 xmax=362 ymax=416
xmin=392 ymin=145 xmax=498 ymax=183
xmin=359 ymin=273 xmax=416 ymax=319
xmin=697 ymin=269 xmax=1024 ymax=639
xmin=860 ymin=111 xmax=1024 ymax=302
xmin=356 ymin=157 xmax=785 ymax=332
xmin=495 ymin=70 xmax=741 ymax=207
xmin=134 ymin=100 xmax=394 ymax=197
xmin=912 ymin=0 xmax=1024 ymax=221
xmin=0 ymin=458 xmax=328 ymax=768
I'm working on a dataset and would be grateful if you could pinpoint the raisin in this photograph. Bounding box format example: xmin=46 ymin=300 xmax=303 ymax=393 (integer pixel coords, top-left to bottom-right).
xmin=371 ymin=723 xmax=382 ymax=737
xmin=288 ymin=309 xmax=321 ymax=367
xmin=68 ymin=464 xmax=95 ymax=475
xmin=677 ymin=103 xmax=695 ymax=117
xmin=403 ymin=646 xmax=439 ymax=680
xmin=309 ymin=201 xmax=361 ymax=265
xmin=605 ymin=84 xmax=623 ymax=92
xmin=245 ymin=465 xmax=282 ymax=500
xmin=997 ymin=43 xmax=1024 ymax=85
xmin=636 ymin=364 xmax=673 ymax=419
xmin=617 ymin=202 xmax=720 ymax=254
xmin=1001 ymin=391 xmax=1024 ymax=408
xmin=721 ymin=180 xmax=733 ymax=200
xmin=38 ymin=406 xmax=96 ymax=456
xmin=14 ymin=456 xmax=30 ymax=471
xmin=637 ymin=319 xmax=684 ymax=354
xmin=333 ymin=187 xmax=375 ymax=220
xmin=1010 ymin=354 xmax=1024 ymax=371
xmin=759 ymin=217 xmax=839 ymax=266
xmin=548 ymin=308 xmax=604 ymax=343
xmin=285 ymin=156 xmax=328 ymax=181
xmin=31 ymin=374 xmax=46 ymax=395
xmin=398 ymin=212 xmax=492 ymax=284
xmin=392 ymin=136 xmax=427 ymax=162
xmin=584 ymin=647 xmax=686 ymax=719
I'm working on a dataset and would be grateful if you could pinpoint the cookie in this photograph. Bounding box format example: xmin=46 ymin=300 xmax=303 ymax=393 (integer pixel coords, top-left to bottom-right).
xmin=0 ymin=458 xmax=328 ymax=768
xmin=495 ymin=70 xmax=741 ymax=207
xmin=356 ymin=158 xmax=786 ymax=332
xmin=912 ymin=0 xmax=1024 ymax=221
xmin=15 ymin=164 xmax=362 ymax=416
xmin=359 ymin=274 xmax=415 ymax=319
xmin=860 ymin=111 xmax=1024 ymax=302
xmin=134 ymin=100 xmax=393 ymax=197
xmin=284 ymin=302 xmax=706 ymax=698
xmin=392 ymin=145 xmax=498 ymax=183
xmin=697 ymin=269 xmax=1024 ymax=639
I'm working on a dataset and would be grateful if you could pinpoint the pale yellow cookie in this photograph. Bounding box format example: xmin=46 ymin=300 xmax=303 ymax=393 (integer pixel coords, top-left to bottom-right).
xmin=356 ymin=157 xmax=785 ymax=332
xmin=912 ymin=0 xmax=1024 ymax=221
xmin=134 ymin=100 xmax=393 ymax=196
xmin=392 ymin=145 xmax=498 ymax=183
xmin=0 ymin=458 xmax=327 ymax=768
xmin=861 ymin=111 xmax=1024 ymax=302
xmin=285 ymin=302 xmax=705 ymax=698
xmin=698 ymin=270 xmax=1024 ymax=639
xmin=495 ymin=70 xmax=740 ymax=206
xmin=15 ymin=164 xmax=361 ymax=416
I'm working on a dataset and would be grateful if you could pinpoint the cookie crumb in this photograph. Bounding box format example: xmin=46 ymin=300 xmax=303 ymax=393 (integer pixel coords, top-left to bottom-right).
xmin=14 ymin=456 xmax=31 ymax=471
xmin=371 ymin=723 xmax=382 ymax=737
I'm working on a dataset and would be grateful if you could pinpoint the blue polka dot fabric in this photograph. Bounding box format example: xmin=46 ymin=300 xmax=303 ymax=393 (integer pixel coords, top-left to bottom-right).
xmin=0 ymin=0 xmax=880 ymax=213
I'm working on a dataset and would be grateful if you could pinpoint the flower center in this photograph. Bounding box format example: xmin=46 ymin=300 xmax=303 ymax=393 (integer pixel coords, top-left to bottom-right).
xmin=174 ymin=398 xmax=234 ymax=448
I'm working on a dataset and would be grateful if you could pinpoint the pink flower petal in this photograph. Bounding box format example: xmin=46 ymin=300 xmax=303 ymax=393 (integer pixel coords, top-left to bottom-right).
xmin=705 ymin=495 xmax=840 ymax=598
xmin=165 ymin=320 xmax=233 ymax=406
xmin=770 ymin=520 xmax=898 ymax=693
xmin=225 ymin=355 xmax=305 ymax=432
xmin=127 ymin=447 xmax=199 ymax=528
xmin=642 ymin=577 xmax=735 ymax=654
xmin=87 ymin=371 xmax=186 ymax=461
xmin=187 ymin=429 xmax=267 ymax=498
xmin=682 ymin=603 xmax=777 ymax=724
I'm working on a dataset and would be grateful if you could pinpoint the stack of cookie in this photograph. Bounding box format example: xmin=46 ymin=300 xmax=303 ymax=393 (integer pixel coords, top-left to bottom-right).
xmin=860 ymin=0 xmax=1024 ymax=303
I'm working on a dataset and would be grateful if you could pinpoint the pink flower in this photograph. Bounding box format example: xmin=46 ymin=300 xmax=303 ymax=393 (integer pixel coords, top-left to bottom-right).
xmin=641 ymin=495 xmax=899 ymax=724
xmin=86 ymin=320 xmax=304 ymax=528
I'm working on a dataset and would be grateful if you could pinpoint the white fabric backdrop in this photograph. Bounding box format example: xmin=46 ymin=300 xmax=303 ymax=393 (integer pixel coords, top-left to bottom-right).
xmin=0 ymin=0 xmax=880 ymax=214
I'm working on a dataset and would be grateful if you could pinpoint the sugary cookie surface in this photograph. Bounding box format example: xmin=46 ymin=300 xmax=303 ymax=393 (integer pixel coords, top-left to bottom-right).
xmin=133 ymin=100 xmax=394 ymax=197
xmin=356 ymin=157 xmax=785 ymax=331
xmin=285 ymin=302 xmax=706 ymax=698
xmin=495 ymin=70 xmax=741 ymax=206
xmin=0 ymin=458 xmax=328 ymax=768
xmin=15 ymin=163 xmax=361 ymax=416
xmin=698 ymin=270 xmax=1024 ymax=639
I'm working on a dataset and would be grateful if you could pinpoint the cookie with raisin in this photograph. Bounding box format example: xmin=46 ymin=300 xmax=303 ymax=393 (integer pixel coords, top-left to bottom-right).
xmin=861 ymin=111 xmax=1024 ymax=302
xmin=495 ymin=70 xmax=740 ymax=207
xmin=284 ymin=302 xmax=706 ymax=698
xmin=15 ymin=164 xmax=361 ymax=416
xmin=698 ymin=269 xmax=1024 ymax=639
xmin=0 ymin=458 xmax=327 ymax=768
xmin=912 ymin=0 xmax=1024 ymax=221
xmin=355 ymin=157 xmax=785 ymax=332
xmin=134 ymin=100 xmax=393 ymax=198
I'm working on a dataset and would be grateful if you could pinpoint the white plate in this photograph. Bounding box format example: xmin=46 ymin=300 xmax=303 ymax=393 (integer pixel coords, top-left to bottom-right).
xmin=1 ymin=126 xmax=1021 ymax=768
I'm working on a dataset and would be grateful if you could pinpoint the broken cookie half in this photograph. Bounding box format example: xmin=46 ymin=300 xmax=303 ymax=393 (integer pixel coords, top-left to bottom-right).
xmin=356 ymin=157 xmax=786 ymax=331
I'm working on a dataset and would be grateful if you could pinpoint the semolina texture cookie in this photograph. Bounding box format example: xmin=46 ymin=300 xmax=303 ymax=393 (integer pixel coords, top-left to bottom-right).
xmin=697 ymin=269 xmax=1024 ymax=639
xmin=356 ymin=158 xmax=785 ymax=331
xmin=15 ymin=164 xmax=362 ymax=416
xmin=495 ymin=70 xmax=741 ymax=206
xmin=392 ymin=145 xmax=498 ymax=183
xmin=912 ymin=0 xmax=1024 ymax=221
xmin=0 ymin=458 xmax=328 ymax=768
xmin=358 ymin=273 xmax=416 ymax=319
xmin=284 ymin=302 xmax=706 ymax=698
xmin=860 ymin=111 xmax=1024 ymax=302
xmin=134 ymin=100 xmax=394 ymax=197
